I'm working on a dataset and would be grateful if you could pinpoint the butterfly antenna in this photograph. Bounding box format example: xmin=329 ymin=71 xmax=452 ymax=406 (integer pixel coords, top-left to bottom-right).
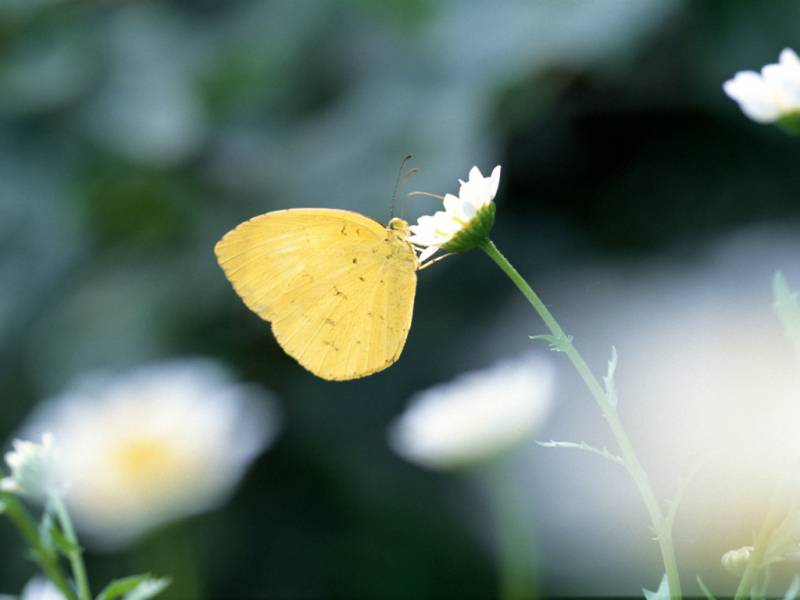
xmin=391 ymin=154 xmax=414 ymax=220
xmin=398 ymin=168 xmax=418 ymax=220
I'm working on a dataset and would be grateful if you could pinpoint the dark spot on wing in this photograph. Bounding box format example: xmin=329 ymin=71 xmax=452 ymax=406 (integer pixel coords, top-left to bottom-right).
xmin=333 ymin=285 xmax=348 ymax=300
xmin=352 ymin=258 xmax=358 ymax=264
xmin=322 ymin=340 xmax=341 ymax=351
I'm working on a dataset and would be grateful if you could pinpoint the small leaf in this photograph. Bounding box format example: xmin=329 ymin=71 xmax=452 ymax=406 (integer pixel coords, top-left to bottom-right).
xmin=603 ymin=346 xmax=619 ymax=408
xmin=773 ymin=271 xmax=800 ymax=355
xmin=696 ymin=575 xmax=717 ymax=600
xmin=536 ymin=439 xmax=624 ymax=467
xmin=784 ymin=576 xmax=800 ymax=600
xmin=97 ymin=575 xmax=171 ymax=600
xmin=96 ymin=574 xmax=153 ymax=600
xmin=123 ymin=578 xmax=170 ymax=600
xmin=529 ymin=333 xmax=572 ymax=352
xmin=49 ymin=525 xmax=81 ymax=557
xmin=642 ymin=573 xmax=669 ymax=600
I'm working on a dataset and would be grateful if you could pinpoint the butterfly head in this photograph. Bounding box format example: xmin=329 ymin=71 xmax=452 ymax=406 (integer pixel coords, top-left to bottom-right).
xmin=387 ymin=217 xmax=411 ymax=239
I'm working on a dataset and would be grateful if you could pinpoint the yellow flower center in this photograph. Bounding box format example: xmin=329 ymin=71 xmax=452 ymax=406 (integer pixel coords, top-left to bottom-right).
xmin=113 ymin=437 xmax=179 ymax=484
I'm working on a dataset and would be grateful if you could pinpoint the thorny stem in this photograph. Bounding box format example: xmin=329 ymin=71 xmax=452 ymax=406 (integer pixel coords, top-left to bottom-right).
xmin=50 ymin=494 xmax=91 ymax=600
xmin=480 ymin=238 xmax=682 ymax=599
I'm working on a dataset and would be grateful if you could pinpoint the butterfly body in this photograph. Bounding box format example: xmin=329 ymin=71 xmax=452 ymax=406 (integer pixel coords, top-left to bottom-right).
xmin=215 ymin=208 xmax=418 ymax=380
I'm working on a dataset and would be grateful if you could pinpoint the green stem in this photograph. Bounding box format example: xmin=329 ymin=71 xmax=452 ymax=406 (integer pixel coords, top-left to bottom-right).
xmin=1 ymin=493 xmax=77 ymax=600
xmin=479 ymin=238 xmax=682 ymax=600
xmin=732 ymin=490 xmax=785 ymax=600
xmin=137 ymin=522 xmax=203 ymax=600
xmin=482 ymin=456 xmax=539 ymax=600
xmin=50 ymin=494 xmax=91 ymax=600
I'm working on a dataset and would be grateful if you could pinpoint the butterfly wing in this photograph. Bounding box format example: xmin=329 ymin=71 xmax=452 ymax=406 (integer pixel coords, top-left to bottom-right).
xmin=214 ymin=208 xmax=417 ymax=380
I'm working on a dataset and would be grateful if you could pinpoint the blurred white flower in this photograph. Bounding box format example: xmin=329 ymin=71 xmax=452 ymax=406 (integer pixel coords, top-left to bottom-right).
xmin=723 ymin=48 xmax=800 ymax=124
xmin=389 ymin=354 xmax=553 ymax=470
xmin=18 ymin=358 xmax=280 ymax=549
xmin=0 ymin=578 xmax=65 ymax=600
xmin=1 ymin=433 xmax=64 ymax=502
xmin=721 ymin=545 xmax=754 ymax=576
xmin=19 ymin=579 xmax=63 ymax=600
xmin=409 ymin=165 xmax=501 ymax=262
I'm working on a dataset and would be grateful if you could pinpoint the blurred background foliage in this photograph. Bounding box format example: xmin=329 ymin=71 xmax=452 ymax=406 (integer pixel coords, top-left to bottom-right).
xmin=3 ymin=0 xmax=800 ymax=598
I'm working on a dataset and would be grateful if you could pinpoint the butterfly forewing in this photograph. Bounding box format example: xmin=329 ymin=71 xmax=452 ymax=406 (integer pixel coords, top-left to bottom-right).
xmin=215 ymin=208 xmax=417 ymax=380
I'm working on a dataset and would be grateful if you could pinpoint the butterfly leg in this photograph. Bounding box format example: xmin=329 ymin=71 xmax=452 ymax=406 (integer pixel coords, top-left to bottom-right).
xmin=418 ymin=253 xmax=455 ymax=271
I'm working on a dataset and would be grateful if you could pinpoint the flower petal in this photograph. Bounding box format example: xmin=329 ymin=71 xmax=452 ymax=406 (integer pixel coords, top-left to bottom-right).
xmin=417 ymin=246 xmax=439 ymax=262
xmin=443 ymin=193 xmax=463 ymax=217
xmin=780 ymin=48 xmax=800 ymax=69
xmin=489 ymin=165 xmax=501 ymax=198
xmin=723 ymin=71 xmax=781 ymax=123
xmin=763 ymin=63 xmax=800 ymax=112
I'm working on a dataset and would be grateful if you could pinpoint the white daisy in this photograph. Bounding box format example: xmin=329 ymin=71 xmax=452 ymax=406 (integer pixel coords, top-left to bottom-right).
xmin=409 ymin=165 xmax=501 ymax=262
xmin=723 ymin=48 xmax=800 ymax=125
xmin=388 ymin=354 xmax=553 ymax=470
xmin=15 ymin=358 xmax=280 ymax=550
xmin=1 ymin=433 xmax=64 ymax=503
xmin=0 ymin=578 xmax=65 ymax=600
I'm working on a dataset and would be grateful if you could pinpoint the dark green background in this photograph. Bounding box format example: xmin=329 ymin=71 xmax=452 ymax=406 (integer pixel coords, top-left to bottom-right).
xmin=2 ymin=1 xmax=800 ymax=598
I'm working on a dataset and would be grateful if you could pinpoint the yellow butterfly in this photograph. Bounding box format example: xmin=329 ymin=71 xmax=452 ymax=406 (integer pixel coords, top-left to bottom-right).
xmin=215 ymin=209 xmax=419 ymax=381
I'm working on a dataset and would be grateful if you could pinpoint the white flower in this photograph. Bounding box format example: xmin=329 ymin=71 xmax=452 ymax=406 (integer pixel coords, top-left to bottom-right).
xmin=721 ymin=546 xmax=754 ymax=576
xmin=409 ymin=165 xmax=501 ymax=262
xmin=17 ymin=358 xmax=280 ymax=549
xmin=0 ymin=579 xmax=65 ymax=600
xmin=723 ymin=48 xmax=800 ymax=123
xmin=388 ymin=354 xmax=553 ymax=470
xmin=19 ymin=579 xmax=63 ymax=600
xmin=1 ymin=433 xmax=64 ymax=502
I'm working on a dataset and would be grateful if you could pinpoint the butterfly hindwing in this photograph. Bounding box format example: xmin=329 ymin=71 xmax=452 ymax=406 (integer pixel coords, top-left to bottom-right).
xmin=215 ymin=208 xmax=417 ymax=380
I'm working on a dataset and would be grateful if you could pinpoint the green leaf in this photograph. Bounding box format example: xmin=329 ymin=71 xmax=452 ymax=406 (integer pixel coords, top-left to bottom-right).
xmin=536 ymin=439 xmax=624 ymax=467
xmin=123 ymin=578 xmax=170 ymax=600
xmin=97 ymin=575 xmax=170 ymax=600
xmin=603 ymin=345 xmax=619 ymax=408
xmin=97 ymin=574 xmax=151 ymax=600
xmin=529 ymin=333 xmax=572 ymax=352
xmin=784 ymin=576 xmax=800 ymax=600
xmin=49 ymin=524 xmax=81 ymax=557
xmin=773 ymin=271 xmax=800 ymax=355
xmin=642 ymin=573 xmax=669 ymax=600
xmin=696 ymin=575 xmax=717 ymax=600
